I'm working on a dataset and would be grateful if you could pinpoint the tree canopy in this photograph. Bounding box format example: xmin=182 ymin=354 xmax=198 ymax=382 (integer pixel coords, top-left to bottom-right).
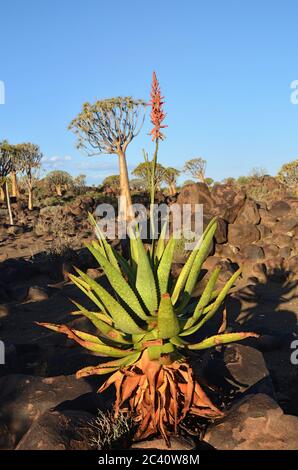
xmin=183 ymin=158 xmax=206 ymax=182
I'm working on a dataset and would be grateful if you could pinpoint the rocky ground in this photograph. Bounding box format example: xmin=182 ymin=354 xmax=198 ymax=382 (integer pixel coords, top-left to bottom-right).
xmin=0 ymin=177 xmax=297 ymax=450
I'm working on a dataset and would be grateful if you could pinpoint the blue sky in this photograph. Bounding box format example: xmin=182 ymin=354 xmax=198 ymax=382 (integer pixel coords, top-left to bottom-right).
xmin=0 ymin=0 xmax=297 ymax=185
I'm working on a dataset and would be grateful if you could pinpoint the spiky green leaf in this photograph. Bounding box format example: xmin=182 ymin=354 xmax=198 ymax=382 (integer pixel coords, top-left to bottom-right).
xmin=157 ymin=294 xmax=180 ymax=339
xmin=75 ymin=269 xmax=146 ymax=334
xmin=135 ymin=236 xmax=158 ymax=313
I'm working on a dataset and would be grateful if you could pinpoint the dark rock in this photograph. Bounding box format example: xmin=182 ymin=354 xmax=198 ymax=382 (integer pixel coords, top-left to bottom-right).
xmin=228 ymin=223 xmax=260 ymax=247
xmin=235 ymin=199 xmax=260 ymax=225
xmin=0 ymin=304 xmax=9 ymax=319
xmin=16 ymin=410 xmax=93 ymax=450
xmin=86 ymin=268 xmax=101 ymax=279
xmin=6 ymin=225 xmax=25 ymax=236
xmin=177 ymin=183 xmax=214 ymax=213
xmin=242 ymin=245 xmax=264 ymax=260
xmin=247 ymin=334 xmax=285 ymax=353
xmin=26 ymin=286 xmax=49 ymax=302
xmin=273 ymin=218 xmax=298 ymax=234
xmin=259 ymin=208 xmax=277 ymax=227
xmin=214 ymin=218 xmax=228 ymax=244
xmin=257 ymin=224 xmax=272 ymax=239
xmin=204 ymin=393 xmax=298 ymax=450
xmin=211 ymin=184 xmax=237 ymax=205
xmin=241 ymin=261 xmax=267 ymax=280
xmin=222 ymin=191 xmax=246 ymax=224
xmin=279 ymin=246 xmax=292 ymax=258
xmin=274 ymin=233 xmax=293 ymax=248
xmin=0 ymin=421 xmax=15 ymax=449
xmin=285 ymin=255 xmax=298 ymax=273
xmin=268 ymin=201 xmax=292 ymax=218
xmin=132 ymin=436 xmax=196 ymax=451
xmin=193 ymin=344 xmax=275 ymax=399
xmin=215 ymin=243 xmax=239 ymax=259
xmin=0 ymin=374 xmax=94 ymax=442
xmin=262 ymin=244 xmax=279 ymax=258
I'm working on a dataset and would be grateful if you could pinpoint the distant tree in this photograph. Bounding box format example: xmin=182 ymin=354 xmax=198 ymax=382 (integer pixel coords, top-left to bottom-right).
xmin=183 ymin=158 xmax=206 ymax=182
xmin=222 ymin=177 xmax=236 ymax=185
xmin=237 ymin=176 xmax=250 ymax=186
xmin=132 ymin=161 xmax=166 ymax=192
xmin=249 ymin=167 xmax=268 ymax=178
xmin=73 ymin=174 xmax=86 ymax=194
xmin=182 ymin=179 xmax=196 ymax=186
xmin=46 ymin=170 xmax=73 ymax=196
xmin=18 ymin=143 xmax=43 ymax=210
xmin=9 ymin=144 xmax=23 ymax=199
xmin=163 ymin=167 xmax=180 ymax=195
xmin=129 ymin=178 xmax=146 ymax=192
xmin=205 ymin=177 xmax=214 ymax=188
xmin=102 ymin=174 xmax=120 ymax=194
xmin=278 ymin=159 xmax=298 ymax=194
xmin=0 ymin=140 xmax=14 ymax=224
xmin=69 ymin=97 xmax=146 ymax=220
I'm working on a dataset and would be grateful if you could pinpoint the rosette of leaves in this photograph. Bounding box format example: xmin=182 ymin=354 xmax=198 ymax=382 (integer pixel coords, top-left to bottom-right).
xmin=38 ymin=215 xmax=257 ymax=445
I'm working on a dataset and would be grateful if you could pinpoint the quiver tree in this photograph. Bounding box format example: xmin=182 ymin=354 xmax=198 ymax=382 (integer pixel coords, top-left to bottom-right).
xmin=102 ymin=175 xmax=120 ymax=195
xmin=278 ymin=159 xmax=298 ymax=195
xmin=9 ymin=145 xmax=22 ymax=199
xmin=17 ymin=143 xmax=43 ymax=210
xmin=183 ymin=157 xmax=206 ymax=183
xmin=163 ymin=167 xmax=180 ymax=195
xmin=73 ymin=174 xmax=86 ymax=194
xmin=0 ymin=140 xmax=14 ymax=224
xmin=132 ymin=161 xmax=166 ymax=193
xmin=69 ymin=97 xmax=146 ymax=221
xmin=45 ymin=170 xmax=73 ymax=196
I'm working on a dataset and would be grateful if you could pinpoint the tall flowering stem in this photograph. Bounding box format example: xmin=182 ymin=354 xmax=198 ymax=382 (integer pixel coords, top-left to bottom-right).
xmin=149 ymin=72 xmax=167 ymax=251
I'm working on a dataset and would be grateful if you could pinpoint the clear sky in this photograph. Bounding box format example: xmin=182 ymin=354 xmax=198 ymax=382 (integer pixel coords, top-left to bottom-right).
xmin=0 ymin=0 xmax=298 ymax=185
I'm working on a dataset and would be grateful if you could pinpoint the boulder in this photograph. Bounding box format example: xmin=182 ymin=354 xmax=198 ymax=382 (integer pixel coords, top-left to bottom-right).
xmin=132 ymin=436 xmax=196 ymax=451
xmin=285 ymin=255 xmax=298 ymax=273
xmin=204 ymin=393 xmax=298 ymax=450
xmin=211 ymin=184 xmax=237 ymax=205
xmin=26 ymin=286 xmax=49 ymax=302
xmin=242 ymin=245 xmax=264 ymax=260
xmin=257 ymin=224 xmax=272 ymax=239
xmin=0 ymin=374 xmax=94 ymax=443
xmin=222 ymin=191 xmax=246 ymax=224
xmin=235 ymin=199 xmax=260 ymax=225
xmin=177 ymin=183 xmax=214 ymax=213
xmin=214 ymin=218 xmax=228 ymax=244
xmin=259 ymin=208 xmax=278 ymax=227
xmin=0 ymin=422 xmax=15 ymax=450
xmin=0 ymin=304 xmax=9 ymax=319
xmin=279 ymin=246 xmax=292 ymax=258
xmin=194 ymin=344 xmax=274 ymax=399
xmin=262 ymin=244 xmax=279 ymax=258
xmin=268 ymin=201 xmax=291 ymax=218
xmin=16 ymin=410 xmax=93 ymax=450
xmin=274 ymin=234 xmax=293 ymax=248
xmin=215 ymin=243 xmax=239 ymax=259
xmin=228 ymin=223 xmax=260 ymax=247
xmin=272 ymin=218 xmax=298 ymax=234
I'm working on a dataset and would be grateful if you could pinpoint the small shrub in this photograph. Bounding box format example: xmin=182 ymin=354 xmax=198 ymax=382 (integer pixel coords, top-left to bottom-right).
xmin=88 ymin=410 xmax=134 ymax=450
xmin=35 ymin=205 xmax=78 ymax=254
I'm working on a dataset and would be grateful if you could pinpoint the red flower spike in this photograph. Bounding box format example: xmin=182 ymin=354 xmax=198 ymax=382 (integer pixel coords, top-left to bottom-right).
xmin=149 ymin=71 xmax=167 ymax=141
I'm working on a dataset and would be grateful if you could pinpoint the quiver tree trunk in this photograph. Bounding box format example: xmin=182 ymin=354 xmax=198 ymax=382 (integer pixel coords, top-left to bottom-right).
xmin=10 ymin=171 xmax=19 ymax=198
xmin=170 ymin=183 xmax=176 ymax=195
xmin=5 ymin=181 xmax=13 ymax=225
xmin=55 ymin=184 xmax=62 ymax=197
xmin=0 ymin=186 xmax=5 ymax=202
xmin=118 ymin=150 xmax=133 ymax=222
xmin=28 ymin=188 xmax=33 ymax=211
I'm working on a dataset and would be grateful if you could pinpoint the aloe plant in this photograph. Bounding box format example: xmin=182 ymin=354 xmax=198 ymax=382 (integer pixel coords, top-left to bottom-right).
xmin=38 ymin=216 xmax=257 ymax=445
